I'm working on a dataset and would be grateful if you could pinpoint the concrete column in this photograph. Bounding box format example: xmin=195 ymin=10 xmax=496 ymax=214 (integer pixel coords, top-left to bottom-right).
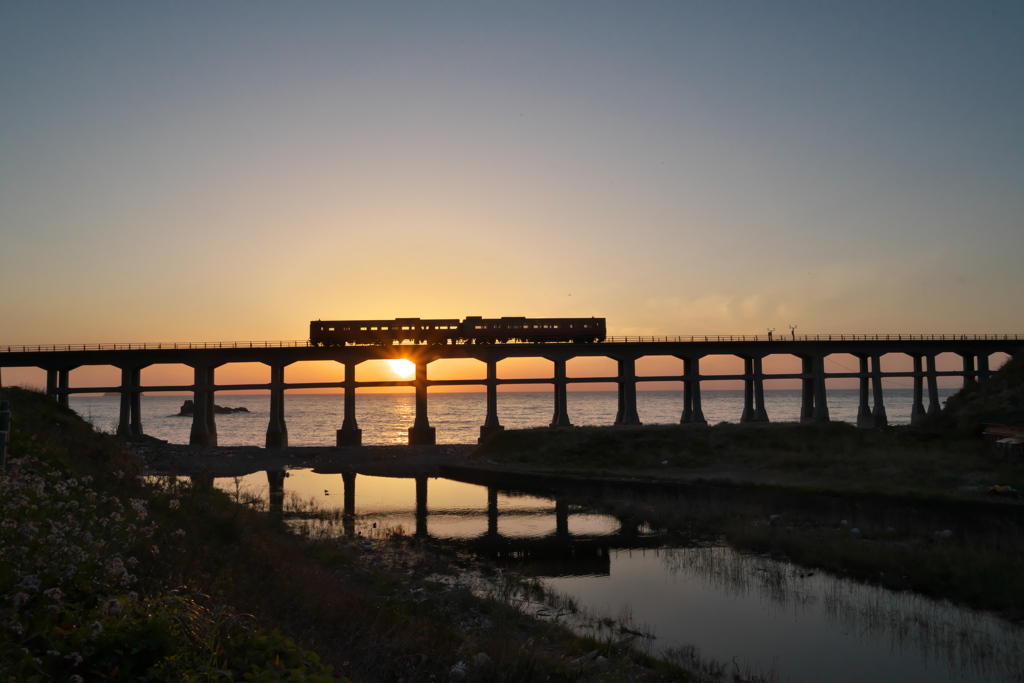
xmin=480 ymin=359 xmax=504 ymax=442
xmin=549 ymin=358 xmax=572 ymax=427
xmin=871 ymin=355 xmax=887 ymax=428
xmin=337 ymin=362 xmax=362 ymax=446
xmin=189 ymin=365 xmax=217 ymax=447
xmin=926 ymin=355 xmax=941 ymax=416
xmin=415 ymin=476 xmax=429 ymax=537
xmin=555 ymin=499 xmax=569 ymax=537
xmin=116 ymin=367 xmax=144 ymax=437
xmin=961 ymin=354 xmax=977 ymax=389
xmin=613 ymin=356 xmax=641 ymax=426
xmin=267 ymin=469 xmax=286 ymax=516
xmin=45 ymin=369 xmax=58 ymax=400
xmin=856 ymin=356 xmax=873 ymax=428
xmin=812 ymin=355 xmax=830 ymax=422
xmin=910 ymin=355 xmax=927 ymax=426
xmin=799 ymin=356 xmax=815 ymax=423
xmin=408 ymin=362 xmax=436 ymax=445
xmin=265 ymin=364 xmax=288 ymax=449
xmin=752 ymin=357 xmax=769 ymax=421
xmin=740 ymin=357 xmax=755 ymax=422
xmin=57 ymin=370 xmax=70 ymax=408
xmin=680 ymin=356 xmax=706 ymax=425
xmin=117 ymin=367 xmax=132 ymax=436
xmin=487 ymin=486 xmax=499 ymax=537
xmin=129 ymin=368 xmax=143 ymax=436
xmin=978 ymin=354 xmax=991 ymax=382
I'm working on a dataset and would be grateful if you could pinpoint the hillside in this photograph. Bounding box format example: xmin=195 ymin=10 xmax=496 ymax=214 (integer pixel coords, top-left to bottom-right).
xmin=939 ymin=352 xmax=1024 ymax=431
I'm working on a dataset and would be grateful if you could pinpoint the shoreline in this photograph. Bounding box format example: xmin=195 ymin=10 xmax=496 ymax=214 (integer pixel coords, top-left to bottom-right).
xmin=135 ymin=440 xmax=479 ymax=478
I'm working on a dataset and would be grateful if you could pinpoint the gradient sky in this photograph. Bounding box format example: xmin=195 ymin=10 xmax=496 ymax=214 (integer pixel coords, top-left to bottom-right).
xmin=3 ymin=1 xmax=1023 ymax=350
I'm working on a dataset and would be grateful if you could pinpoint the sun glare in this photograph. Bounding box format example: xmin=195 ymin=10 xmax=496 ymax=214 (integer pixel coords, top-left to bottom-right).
xmin=388 ymin=359 xmax=416 ymax=379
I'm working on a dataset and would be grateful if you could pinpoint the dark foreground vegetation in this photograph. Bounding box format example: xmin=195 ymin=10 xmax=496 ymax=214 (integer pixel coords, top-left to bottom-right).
xmin=0 ymin=387 xmax=694 ymax=682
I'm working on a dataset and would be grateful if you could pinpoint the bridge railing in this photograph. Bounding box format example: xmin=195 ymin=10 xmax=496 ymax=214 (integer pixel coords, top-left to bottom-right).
xmin=603 ymin=333 xmax=1024 ymax=344
xmin=0 ymin=340 xmax=313 ymax=353
xmin=1 ymin=333 xmax=1021 ymax=353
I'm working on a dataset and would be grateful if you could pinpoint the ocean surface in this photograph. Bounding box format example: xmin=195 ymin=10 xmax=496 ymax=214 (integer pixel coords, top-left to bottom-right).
xmin=70 ymin=388 xmax=959 ymax=446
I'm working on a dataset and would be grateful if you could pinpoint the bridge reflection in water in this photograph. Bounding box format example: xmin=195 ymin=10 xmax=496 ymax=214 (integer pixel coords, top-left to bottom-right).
xmin=219 ymin=469 xmax=668 ymax=578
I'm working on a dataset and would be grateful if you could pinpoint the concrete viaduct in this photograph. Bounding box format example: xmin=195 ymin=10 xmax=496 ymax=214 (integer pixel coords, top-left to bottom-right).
xmin=1 ymin=334 xmax=1020 ymax=447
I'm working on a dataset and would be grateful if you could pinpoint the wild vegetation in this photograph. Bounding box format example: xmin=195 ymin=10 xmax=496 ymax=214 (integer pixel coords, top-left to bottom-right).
xmin=0 ymin=386 xmax=698 ymax=682
xmin=471 ymin=356 xmax=1024 ymax=622
xmin=473 ymin=420 xmax=1024 ymax=500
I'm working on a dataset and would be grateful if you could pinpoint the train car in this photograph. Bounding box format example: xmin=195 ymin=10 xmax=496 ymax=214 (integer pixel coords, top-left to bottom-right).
xmin=309 ymin=316 xmax=606 ymax=346
xmin=309 ymin=318 xmax=462 ymax=346
xmin=461 ymin=317 xmax=606 ymax=343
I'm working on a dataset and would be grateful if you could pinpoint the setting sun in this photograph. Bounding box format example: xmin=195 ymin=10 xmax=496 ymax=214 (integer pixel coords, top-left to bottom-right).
xmin=387 ymin=359 xmax=416 ymax=379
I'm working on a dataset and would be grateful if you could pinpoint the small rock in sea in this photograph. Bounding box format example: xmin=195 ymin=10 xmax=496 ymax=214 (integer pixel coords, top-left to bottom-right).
xmin=935 ymin=529 xmax=953 ymax=539
xmin=851 ymin=528 xmax=861 ymax=535
xmin=769 ymin=514 xmax=781 ymax=521
xmin=840 ymin=519 xmax=849 ymax=526
xmin=661 ymin=460 xmax=670 ymax=465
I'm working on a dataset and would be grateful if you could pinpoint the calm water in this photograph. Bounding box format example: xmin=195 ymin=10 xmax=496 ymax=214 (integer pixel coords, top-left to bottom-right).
xmin=214 ymin=470 xmax=1023 ymax=683
xmin=71 ymin=388 xmax=958 ymax=446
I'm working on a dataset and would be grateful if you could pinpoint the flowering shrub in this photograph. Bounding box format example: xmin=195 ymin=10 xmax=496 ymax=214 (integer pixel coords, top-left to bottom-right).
xmin=0 ymin=388 xmax=338 ymax=681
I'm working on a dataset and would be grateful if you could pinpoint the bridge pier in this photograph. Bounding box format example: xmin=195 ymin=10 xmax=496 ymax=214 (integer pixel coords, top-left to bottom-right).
xmin=613 ymin=355 xmax=642 ymax=426
xmin=870 ymin=355 xmax=888 ymax=428
xmin=265 ymin=364 xmax=289 ymax=449
xmin=799 ymin=355 xmax=830 ymax=423
xmin=856 ymin=356 xmax=873 ymax=428
xmin=679 ymin=356 xmax=707 ymax=425
xmin=910 ymin=355 xmax=927 ymax=425
xmin=408 ymin=362 xmax=436 ymax=445
xmin=978 ymin=353 xmax=991 ymax=382
xmin=337 ymin=362 xmax=362 ymax=447
xmin=961 ymin=353 xmax=977 ymax=389
xmin=57 ymin=369 xmax=71 ymax=408
xmin=480 ymin=358 xmax=504 ymax=442
xmin=549 ymin=357 xmax=573 ymax=427
xmin=116 ymin=367 xmax=144 ymax=437
xmin=188 ymin=365 xmax=218 ymax=447
xmin=926 ymin=354 xmax=941 ymax=415
xmin=740 ymin=357 xmax=769 ymax=423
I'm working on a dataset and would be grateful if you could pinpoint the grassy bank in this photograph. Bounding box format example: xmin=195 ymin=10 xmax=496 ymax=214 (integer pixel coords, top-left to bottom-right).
xmin=474 ymin=423 xmax=1024 ymax=621
xmin=474 ymin=421 xmax=1024 ymax=501
xmin=0 ymin=387 xmax=697 ymax=682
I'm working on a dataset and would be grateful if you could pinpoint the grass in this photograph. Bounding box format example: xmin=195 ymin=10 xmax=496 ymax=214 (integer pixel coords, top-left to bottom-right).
xmin=1 ymin=387 xmax=701 ymax=682
xmin=474 ymin=421 xmax=1024 ymax=501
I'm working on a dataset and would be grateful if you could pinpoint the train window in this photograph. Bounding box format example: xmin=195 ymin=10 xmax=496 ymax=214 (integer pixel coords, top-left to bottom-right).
xmin=328 ymin=327 xmax=335 ymax=332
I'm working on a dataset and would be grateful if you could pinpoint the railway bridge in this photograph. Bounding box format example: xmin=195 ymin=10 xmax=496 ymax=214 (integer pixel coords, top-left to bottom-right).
xmin=1 ymin=334 xmax=1021 ymax=446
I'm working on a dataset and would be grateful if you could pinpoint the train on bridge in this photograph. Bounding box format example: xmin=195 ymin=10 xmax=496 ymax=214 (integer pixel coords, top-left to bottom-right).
xmin=309 ymin=316 xmax=607 ymax=346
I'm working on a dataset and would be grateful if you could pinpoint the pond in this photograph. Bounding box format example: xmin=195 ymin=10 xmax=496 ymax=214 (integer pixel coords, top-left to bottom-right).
xmin=214 ymin=468 xmax=1023 ymax=683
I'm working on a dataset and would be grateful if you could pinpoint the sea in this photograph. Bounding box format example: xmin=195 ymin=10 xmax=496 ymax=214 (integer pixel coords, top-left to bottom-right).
xmin=69 ymin=388 xmax=959 ymax=446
